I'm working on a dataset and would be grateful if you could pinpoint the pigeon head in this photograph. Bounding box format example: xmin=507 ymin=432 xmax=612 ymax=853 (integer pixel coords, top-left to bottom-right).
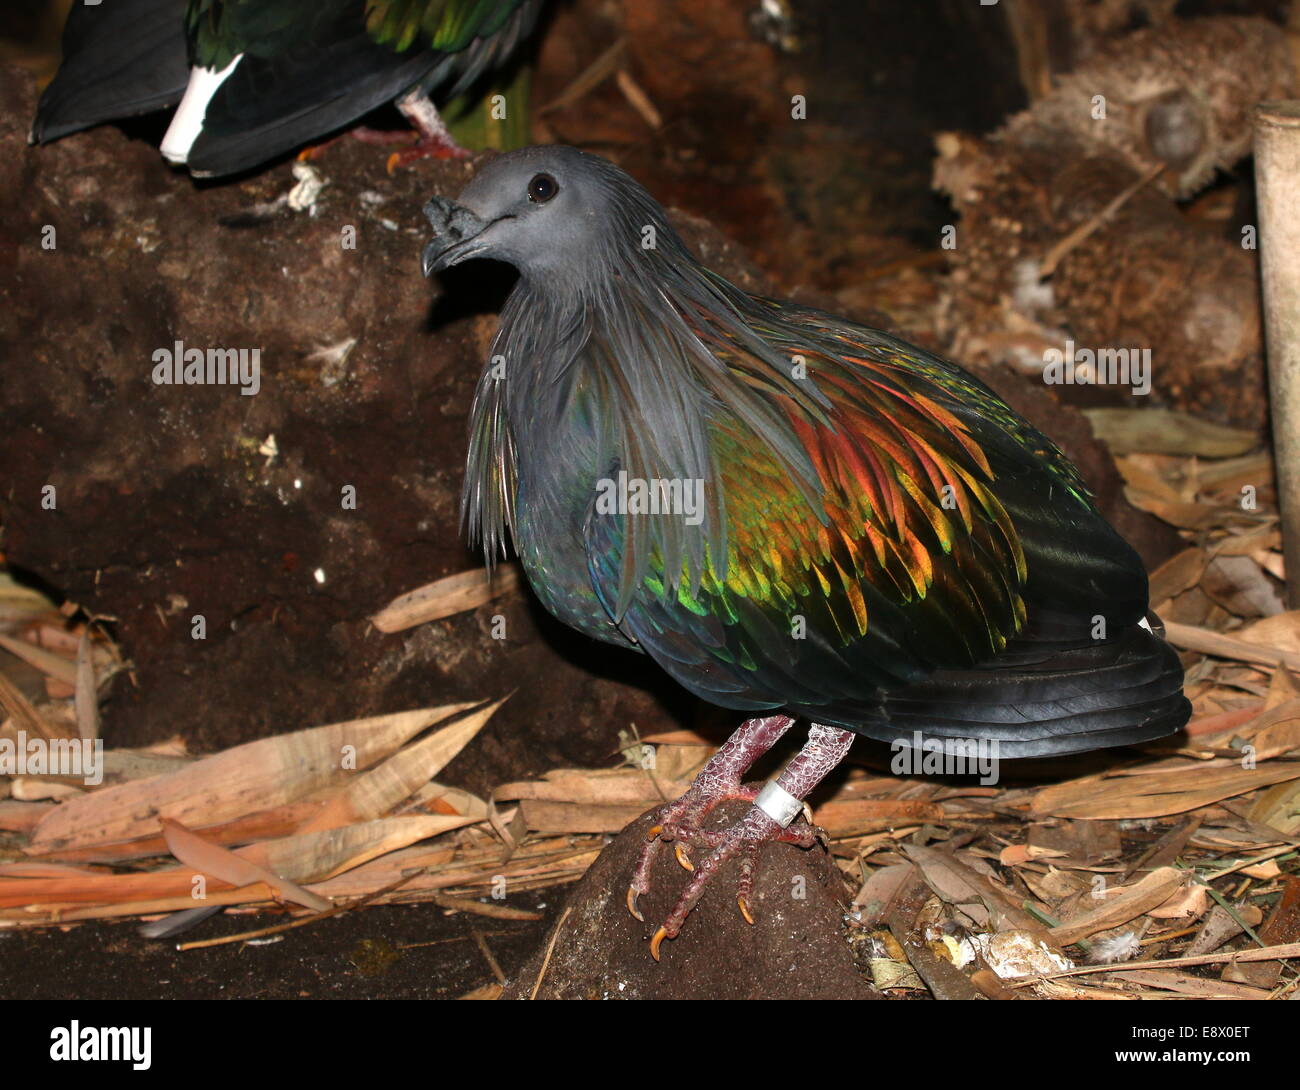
xmin=421 ymin=146 xmax=676 ymax=288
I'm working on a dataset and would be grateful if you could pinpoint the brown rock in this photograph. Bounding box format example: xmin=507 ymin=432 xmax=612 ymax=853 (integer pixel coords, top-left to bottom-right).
xmin=502 ymin=808 xmax=879 ymax=1000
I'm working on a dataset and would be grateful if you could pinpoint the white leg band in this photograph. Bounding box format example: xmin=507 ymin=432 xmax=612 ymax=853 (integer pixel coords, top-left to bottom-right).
xmin=754 ymin=780 xmax=803 ymax=828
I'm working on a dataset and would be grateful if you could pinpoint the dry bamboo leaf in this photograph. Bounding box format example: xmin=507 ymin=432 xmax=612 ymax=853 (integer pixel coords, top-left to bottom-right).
xmin=1114 ymin=456 xmax=1185 ymax=502
xmin=814 ymin=798 xmax=944 ymax=838
xmin=1183 ymin=703 xmax=1263 ymax=739
xmin=639 ymin=729 xmax=716 ymax=745
xmin=1256 ymin=550 xmax=1286 ymax=582
xmin=458 ymin=983 xmax=504 ymax=1000
xmin=29 ymin=703 xmax=478 ymax=852
xmin=408 ymin=782 xmax=489 ymax=821
xmin=161 ymin=818 xmax=330 ymax=912
xmin=0 ymin=862 xmax=108 ymax=878
xmin=645 ymin=743 xmax=712 ymax=781
xmin=74 ymin=630 xmax=99 ymax=743
xmin=1236 ymin=611 xmax=1300 ymax=655
xmin=0 ymin=863 xmax=247 ymax=908
xmin=3 ymin=886 xmax=266 ymax=924
xmin=0 ymin=670 xmax=63 ymax=743
xmin=1083 ymin=408 xmax=1257 ymax=457
xmin=853 ymin=862 xmax=916 ymax=920
xmin=517 ymin=799 xmax=650 ymax=833
xmin=1146 ymin=881 xmax=1208 ymax=921
xmin=496 ymin=768 xmax=691 ymax=807
xmin=1194 ymin=451 xmax=1274 ymax=492
xmin=11 ymin=779 xmax=83 ymax=802
xmin=308 ymin=839 xmax=600 ymax=901
xmin=1249 ymin=778 xmax=1300 ymax=834
xmin=371 ymin=566 xmax=521 ymax=633
xmin=1031 ymin=764 xmax=1300 ymax=819
xmin=0 ymin=818 xmax=456 ymax=916
xmin=1187 ymin=902 xmax=1263 ymax=956
xmin=298 ymin=697 xmax=507 ymax=833
xmin=1000 ymin=844 xmax=1034 ymax=866
xmin=1048 ymin=867 xmax=1184 ymax=946
xmin=903 ymin=844 xmax=1047 ymax=936
xmin=0 ymin=799 xmax=53 ymax=832
xmin=1202 ymin=556 xmax=1285 ymax=619
xmin=1148 ymin=548 xmax=1208 ymax=606
xmin=32 ymin=800 xmax=325 ymax=864
xmin=1127 ymin=493 xmax=1240 ymax=531
xmin=0 ymin=634 xmax=77 ymax=686
xmin=1108 ymin=970 xmax=1270 ymax=999
xmin=242 ymin=815 xmax=472 ymax=883
xmin=1163 ymin=620 xmax=1300 ymax=672
xmin=0 ymin=572 xmax=58 ymax=628
xmin=1214 ymin=525 xmax=1282 ymax=557
xmin=1028 ymin=818 xmax=1121 ymax=863
xmin=1264 ymin=667 xmax=1298 ymax=709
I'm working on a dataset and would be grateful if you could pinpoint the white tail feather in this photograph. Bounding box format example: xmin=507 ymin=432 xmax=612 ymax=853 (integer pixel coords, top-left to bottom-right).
xmin=160 ymin=56 xmax=242 ymax=164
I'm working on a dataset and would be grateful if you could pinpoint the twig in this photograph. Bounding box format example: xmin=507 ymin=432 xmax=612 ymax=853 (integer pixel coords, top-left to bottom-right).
xmin=426 ymin=892 xmax=542 ymax=921
xmin=529 ymin=906 xmax=573 ymax=1000
xmin=175 ymin=864 xmax=431 ymax=951
xmin=615 ymin=69 xmax=662 ymax=130
xmin=1005 ymin=941 xmax=1300 ymax=987
xmin=1039 ymin=162 xmax=1164 ymax=279
xmin=472 ymin=929 xmax=507 ymax=986
xmin=1163 ymin=620 xmax=1300 ymax=673
xmin=538 ymin=39 xmax=626 ymax=116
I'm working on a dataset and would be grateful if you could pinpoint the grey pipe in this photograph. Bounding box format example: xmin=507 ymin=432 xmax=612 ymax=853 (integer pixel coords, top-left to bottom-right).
xmin=1255 ymin=101 xmax=1300 ymax=608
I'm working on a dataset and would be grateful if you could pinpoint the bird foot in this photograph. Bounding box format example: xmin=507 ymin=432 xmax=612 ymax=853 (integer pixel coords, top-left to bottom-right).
xmin=385 ymin=88 xmax=470 ymax=172
xmin=627 ymin=784 xmax=818 ymax=960
xmin=294 ymin=127 xmax=468 ymax=172
xmin=385 ymin=135 xmax=470 ymax=173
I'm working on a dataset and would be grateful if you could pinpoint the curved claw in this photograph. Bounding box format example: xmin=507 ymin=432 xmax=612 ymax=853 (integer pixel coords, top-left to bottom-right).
xmin=674 ymin=842 xmax=695 ymax=872
xmin=737 ymin=895 xmax=755 ymax=926
xmin=626 ymin=886 xmax=643 ymax=922
xmin=650 ymin=927 xmax=670 ymax=961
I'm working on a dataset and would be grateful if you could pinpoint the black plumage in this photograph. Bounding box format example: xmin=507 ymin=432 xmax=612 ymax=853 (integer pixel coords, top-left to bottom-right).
xmin=31 ymin=0 xmax=543 ymax=176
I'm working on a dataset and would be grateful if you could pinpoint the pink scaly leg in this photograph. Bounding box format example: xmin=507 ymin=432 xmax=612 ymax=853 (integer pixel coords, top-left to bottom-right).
xmin=627 ymin=715 xmax=796 ymax=923
xmin=643 ymin=722 xmax=856 ymax=960
xmin=385 ymin=88 xmax=470 ymax=171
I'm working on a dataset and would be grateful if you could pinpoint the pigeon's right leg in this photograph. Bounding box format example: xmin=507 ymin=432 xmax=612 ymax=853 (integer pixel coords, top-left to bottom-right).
xmin=627 ymin=715 xmax=799 ymax=921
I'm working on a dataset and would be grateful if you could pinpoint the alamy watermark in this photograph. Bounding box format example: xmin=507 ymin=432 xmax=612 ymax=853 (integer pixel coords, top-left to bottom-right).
xmin=152 ymin=339 xmax=261 ymax=396
xmin=0 ymin=730 xmax=104 ymax=786
xmin=1043 ymin=340 xmax=1151 ymax=396
xmin=890 ymin=731 xmax=1000 ymax=785
xmin=594 ymin=472 xmax=705 ymax=526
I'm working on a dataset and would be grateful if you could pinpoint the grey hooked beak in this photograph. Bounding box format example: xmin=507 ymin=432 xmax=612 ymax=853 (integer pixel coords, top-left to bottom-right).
xmin=421 ymin=196 xmax=494 ymax=276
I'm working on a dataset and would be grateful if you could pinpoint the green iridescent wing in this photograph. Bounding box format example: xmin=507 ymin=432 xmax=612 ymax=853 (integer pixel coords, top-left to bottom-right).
xmin=585 ymin=302 xmax=1148 ymax=720
xmin=365 ymin=0 xmax=526 ymax=53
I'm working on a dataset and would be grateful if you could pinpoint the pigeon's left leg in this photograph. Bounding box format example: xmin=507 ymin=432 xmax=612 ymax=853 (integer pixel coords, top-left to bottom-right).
xmin=643 ymin=722 xmax=855 ymax=960
xmin=386 ymin=88 xmax=470 ymax=171
xmin=628 ymin=715 xmax=797 ymax=922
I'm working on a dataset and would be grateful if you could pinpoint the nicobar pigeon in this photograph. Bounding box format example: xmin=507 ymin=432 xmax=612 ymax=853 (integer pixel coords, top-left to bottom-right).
xmin=30 ymin=0 xmax=543 ymax=177
xmin=421 ymin=147 xmax=1191 ymax=958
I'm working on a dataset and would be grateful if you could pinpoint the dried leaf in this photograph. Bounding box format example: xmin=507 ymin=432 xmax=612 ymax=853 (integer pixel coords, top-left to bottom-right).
xmin=29 ymin=703 xmax=479 ymax=852
xmin=161 ymin=817 xmax=330 ymax=912
xmin=1048 ymin=867 xmax=1185 ymax=946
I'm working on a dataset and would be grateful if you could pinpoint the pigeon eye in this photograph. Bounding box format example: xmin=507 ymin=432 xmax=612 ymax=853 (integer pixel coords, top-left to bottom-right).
xmin=528 ymin=173 xmax=558 ymax=203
